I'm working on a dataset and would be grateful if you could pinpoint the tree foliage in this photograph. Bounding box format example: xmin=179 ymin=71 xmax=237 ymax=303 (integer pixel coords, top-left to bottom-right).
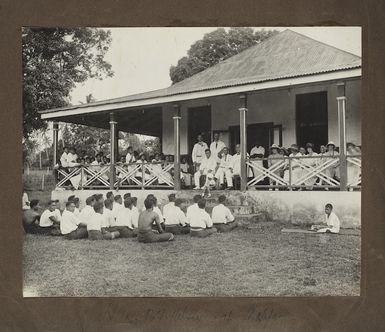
xmin=60 ymin=123 xmax=111 ymax=156
xmin=22 ymin=27 xmax=114 ymax=139
xmin=169 ymin=27 xmax=278 ymax=84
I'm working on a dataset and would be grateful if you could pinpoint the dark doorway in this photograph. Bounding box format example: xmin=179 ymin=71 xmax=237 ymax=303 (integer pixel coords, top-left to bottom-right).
xmin=296 ymin=91 xmax=328 ymax=150
xmin=188 ymin=106 xmax=212 ymax=154
xmin=229 ymin=122 xmax=274 ymax=155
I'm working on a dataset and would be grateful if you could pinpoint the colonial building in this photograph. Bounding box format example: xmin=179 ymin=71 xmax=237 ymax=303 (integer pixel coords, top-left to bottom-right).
xmin=40 ymin=29 xmax=361 ymax=192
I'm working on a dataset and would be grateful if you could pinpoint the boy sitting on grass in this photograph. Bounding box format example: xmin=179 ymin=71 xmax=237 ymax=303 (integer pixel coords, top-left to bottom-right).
xmin=190 ymin=199 xmax=217 ymax=238
xmin=61 ymin=201 xmax=88 ymax=240
xmin=310 ymin=203 xmax=340 ymax=234
xmin=131 ymin=197 xmax=139 ymax=230
xmin=111 ymin=197 xmax=136 ymax=238
xmin=103 ymin=198 xmax=115 ymax=230
xmin=39 ymin=200 xmax=61 ymax=235
xmin=22 ymin=199 xmax=41 ymax=234
xmin=87 ymin=201 xmax=120 ymax=240
xmin=137 ymin=197 xmax=174 ymax=243
xmin=164 ymin=198 xmax=190 ymax=235
xmin=212 ymin=195 xmax=238 ymax=233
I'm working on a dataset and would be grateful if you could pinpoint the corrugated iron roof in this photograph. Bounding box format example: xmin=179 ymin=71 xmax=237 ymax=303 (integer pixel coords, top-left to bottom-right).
xmin=40 ymin=29 xmax=361 ymax=114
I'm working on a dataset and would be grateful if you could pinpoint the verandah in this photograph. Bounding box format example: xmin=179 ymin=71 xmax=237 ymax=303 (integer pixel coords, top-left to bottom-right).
xmin=51 ymin=84 xmax=361 ymax=192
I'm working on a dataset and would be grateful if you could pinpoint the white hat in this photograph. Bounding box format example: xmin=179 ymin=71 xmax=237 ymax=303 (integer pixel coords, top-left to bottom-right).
xmin=326 ymin=141 xmax=336 ymax=147
xmin=270 ymin=144 xmax=280 ymax=150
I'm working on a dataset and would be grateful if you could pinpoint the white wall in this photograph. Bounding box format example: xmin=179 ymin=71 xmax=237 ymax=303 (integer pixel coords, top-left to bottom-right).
xmin=161 ymin=78 xmax=361 ymax=154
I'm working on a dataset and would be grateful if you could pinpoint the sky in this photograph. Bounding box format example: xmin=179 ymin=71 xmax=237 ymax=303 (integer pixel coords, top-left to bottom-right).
xmin=69 ymin=27 xmax=361 ymax=105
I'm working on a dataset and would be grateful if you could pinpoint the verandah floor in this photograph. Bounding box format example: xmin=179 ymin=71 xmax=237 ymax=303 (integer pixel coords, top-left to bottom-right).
xmin=23 ymin=222 xmax=360 ymax=297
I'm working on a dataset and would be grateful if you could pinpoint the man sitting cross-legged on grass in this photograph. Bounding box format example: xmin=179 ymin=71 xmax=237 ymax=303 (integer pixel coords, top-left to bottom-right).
xmin=164 ymin=198 xmax=190 ymax=235
xmin=78 ymin=195 xmax=96 ymax=226
xmin=22 ymin=199 xmax=41 ymax=234
xmin=38 ymin=200 xmax=61 ymax=235
xmin=137 ymin=197 xmax=174 ymax=243
xmin=60 ymin=201 xmax=88 ymax=239
xmin=142 ymin=194 xmax=165 ymax=231
xmin=87 ymin=201 xmax=120 ymax=240
xmin=190 ymin=198 xmax=217 ymax=238
xmin=111 ymin=197 xmax=137 ymax=238
xmin=131 ymin=197 xmax=139 ymax=230
xmin=211 ymin=195 xmax=238 ymax=233
xmin=310 ymin=203 xmax=340 ymax=234
xmin=186 ymin=194 xmax=202 ymax=225
xmin=53 ymin=199 xmax=62 ymax=223
xmin=103 ymin=198 xmax=115 ymax=230
xmin=112 ymin=194 xmax=123 ymax=220
xmin=68 ymin=195 xmax=81 ymax=217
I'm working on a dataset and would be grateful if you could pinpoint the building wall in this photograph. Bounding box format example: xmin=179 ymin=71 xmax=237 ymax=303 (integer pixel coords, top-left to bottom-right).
xmin=162 ymin=78 xmax=361 ymax=154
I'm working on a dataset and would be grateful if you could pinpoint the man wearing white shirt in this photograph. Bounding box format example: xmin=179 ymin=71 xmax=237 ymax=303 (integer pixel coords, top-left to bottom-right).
xmin=22 ymin=192 xmax=30 ymax=210
xmin=194 ymin=149 xmax=218 ymax=189
xmin=87 ymin=201 xmax=120 ymax=240
xmin=103 ymin=198 xmax=115 ymax=229
xmin=212 ymin=195 xmax=238 ymax=232
xmin=162 ymin=193 xmax=176 ymax=217
xmin=78 ymin=196 xmax=96 ymax=225
xmin=190 ymin=199 xmax=217 ymax=237
xmin=164 ymin=198 xmax=190 ymax=235
xmin=311 ymin=203 xmax=340 ymax=234
xmin=60 ymin=147 xmax=70 ymax=168
xmin=125 ymin=146 xmax=135 ymax=164
xmin=53 ymin=199 xmax=62 ymax=222
xmin=214 ymin=147 xmax=234 ymax=189
xmin=186 ymin=194 xmax=201 ymax=225
xmin=60 ymin=201 xmax=88 ymax=239
xmin=191 ymin=134 xmax=208 ymax=170
xmin=68 ymin=195 xmax=81 ymax=217
xmin=112 ymin=195 xmax=124 ymax=220
xmin=39 ymin=200 xmax=61 ymax=235
xmin=210 ymin=132 xmax=226 ymax=162
xmin=229 ymin=144 xmax=252 ymax=189
xmin=250 ymin=142 xmax=265 ymax=181
xmin=131 ymin=197 xmax=139 ymax=229
xmin=112 ymin=198 xmax=136 ymax=237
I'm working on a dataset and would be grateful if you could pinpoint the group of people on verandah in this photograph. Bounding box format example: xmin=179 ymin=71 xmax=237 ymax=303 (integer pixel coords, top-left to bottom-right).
xmin=22 ymin=191 xmax=239 ymax=242
xmin=22 ymin=190 xmax=340 ymax=243
xmin=55 ymin=131 xmax=361 ymax=191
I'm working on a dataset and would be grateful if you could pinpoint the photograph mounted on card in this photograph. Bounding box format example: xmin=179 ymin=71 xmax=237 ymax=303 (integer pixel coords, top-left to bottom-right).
xmin=22 ymin=26 xmax=361 ymax=297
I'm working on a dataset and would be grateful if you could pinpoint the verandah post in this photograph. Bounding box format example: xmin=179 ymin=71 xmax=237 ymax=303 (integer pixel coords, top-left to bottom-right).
xmin=337 ymin=83 xmax=347 ymax=191
xmin=173 ymin=104 xmax=182 ymax=190
xmin=109 ymin=112 xmax=117 ymax=190
xmin=52 ymin=121 xmax=59 ymax=186
xmin=239 ymin=94 xmax=248 ymax=191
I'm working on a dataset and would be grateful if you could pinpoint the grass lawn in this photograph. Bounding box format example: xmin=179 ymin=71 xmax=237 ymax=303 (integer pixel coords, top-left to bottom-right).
xmin=23 ymin=223 xmax=360 ymax=297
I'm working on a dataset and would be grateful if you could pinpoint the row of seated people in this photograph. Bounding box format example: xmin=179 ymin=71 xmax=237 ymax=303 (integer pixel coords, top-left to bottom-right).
xmin=22 ymin=192 xmax=238 ymax=242
xmin=56 ymin=138 xmax=361 ymax=190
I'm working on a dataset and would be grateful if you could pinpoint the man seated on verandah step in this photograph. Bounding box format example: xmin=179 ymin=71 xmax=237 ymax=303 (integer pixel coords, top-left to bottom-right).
xmin=211 ymin=195 xmax=238 ymax=233
xmin=190 ymin=199 xmax=217 ymax=238
xmin=60 ymin=201 xmax=88 ymax=240
xmin=38 ymin=200 xmax=61 ymax=236
xmin=137 ymin=197 xmax=174 ymax=243
xmin=310 ymin=203 xmax=341 ymax=234
xmin=87 ymin=201 xmax=120 ymax=240
xmin=164 ymin=198 xmax=190 ymax=235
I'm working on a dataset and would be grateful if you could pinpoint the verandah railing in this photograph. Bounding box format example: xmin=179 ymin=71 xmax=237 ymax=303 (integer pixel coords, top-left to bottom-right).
xmin=54 ymin=155 xmax=361 ymax=191
xmin=246 ymin=154 xmax=361 ymax=190
xmin=55 ymin=161 xmax=175 ymax=190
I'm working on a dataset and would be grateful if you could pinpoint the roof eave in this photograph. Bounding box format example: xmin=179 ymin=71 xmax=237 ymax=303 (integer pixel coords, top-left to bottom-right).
xmin=40 ymin=68 xmax=361 ymax=120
